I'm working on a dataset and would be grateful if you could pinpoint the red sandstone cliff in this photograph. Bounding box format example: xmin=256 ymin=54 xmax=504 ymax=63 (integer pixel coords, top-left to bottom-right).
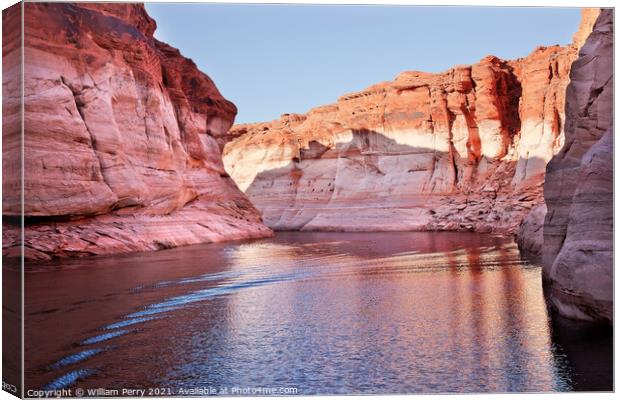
xmin=521 ymin=9 xmax=613 ymax=323
xmin=2 ymin=3 xmax=272 ymax=260
xmin=224 ymin=37 xmax=581 ymax=233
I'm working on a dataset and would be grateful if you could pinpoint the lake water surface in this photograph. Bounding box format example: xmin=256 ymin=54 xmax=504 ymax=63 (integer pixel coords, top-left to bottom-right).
xmin=24 ymin=232 xmax=612 ymax=394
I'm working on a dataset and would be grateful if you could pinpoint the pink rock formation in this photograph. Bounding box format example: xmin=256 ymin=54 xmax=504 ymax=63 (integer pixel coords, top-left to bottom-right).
xmin=2 ymin=3 xmax=272 ymax=260
xmin=540 ymin=9 xmax=613 ymax=323
xmin=224 ymin=42 xmax=579 ymax=233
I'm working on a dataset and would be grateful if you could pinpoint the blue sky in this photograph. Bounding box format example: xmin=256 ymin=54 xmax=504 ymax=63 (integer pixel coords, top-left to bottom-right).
xmin=145 ymin=4 xmax=582 ymax=124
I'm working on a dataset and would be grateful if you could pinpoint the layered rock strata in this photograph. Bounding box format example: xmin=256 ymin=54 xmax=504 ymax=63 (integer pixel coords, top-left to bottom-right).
xmin=224 ymin=39 xmax=583 ymax=233
xmin=2 ymin=3 xmax=272 ymax=260
xmin=539 ymin=9 xmax=613 ymax=323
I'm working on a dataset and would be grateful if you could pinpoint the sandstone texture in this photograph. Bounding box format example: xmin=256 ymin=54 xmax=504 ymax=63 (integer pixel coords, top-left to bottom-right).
xmin=2 ymin=3 xmax=272 ymax=260
xmin=224 ymin=40 xmax=581 ymax=233
xmin=516 ymin=203 xmax=546 ymax=258
xmin=540 ymin=9 xmax=613 ymax=323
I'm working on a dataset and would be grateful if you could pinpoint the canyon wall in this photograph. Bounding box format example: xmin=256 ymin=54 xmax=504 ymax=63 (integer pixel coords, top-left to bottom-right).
xmin=2 ymin=3 xmax=272 ymax=260
xmin=224 ymin=34 xmax=583 ymax=233
xmin=522 ymin=9 xmax=613 ymax=323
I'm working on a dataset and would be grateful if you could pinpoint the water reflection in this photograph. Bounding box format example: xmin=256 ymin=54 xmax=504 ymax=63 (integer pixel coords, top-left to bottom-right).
xmin=23 ymin=232 xmax=612 ymax=393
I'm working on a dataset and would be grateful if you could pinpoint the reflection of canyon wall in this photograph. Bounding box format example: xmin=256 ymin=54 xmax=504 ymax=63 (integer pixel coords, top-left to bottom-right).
xmin=224 ymin=37 xmax=584 ymax=233
xmin=523 ymin=10 xmax=613 ymax=323
xmin=2 ymin=3 xmax=271 ymax=260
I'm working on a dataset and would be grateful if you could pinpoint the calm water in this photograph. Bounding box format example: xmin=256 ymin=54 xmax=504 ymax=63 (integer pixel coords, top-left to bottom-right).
xmin=23 ymin=232 xmax=612 ymax=394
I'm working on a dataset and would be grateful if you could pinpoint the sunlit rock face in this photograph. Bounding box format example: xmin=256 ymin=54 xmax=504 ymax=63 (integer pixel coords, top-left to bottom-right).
xmin=224 ymin=36 xmax=582 ymax=233
xmin=540 ymin=9 xmax=613 ymax=323
xmin=2 ymin=3 xmax=272 ymax=260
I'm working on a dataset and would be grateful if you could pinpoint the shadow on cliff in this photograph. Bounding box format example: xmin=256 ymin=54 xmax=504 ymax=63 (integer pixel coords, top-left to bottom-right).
xmin=240 ymin=129 xmax=464 ymax=230
xmin=243 ymin=128 xmax=460 ymax=197
xmin=237 ymin=128 xmax=548 ymax=219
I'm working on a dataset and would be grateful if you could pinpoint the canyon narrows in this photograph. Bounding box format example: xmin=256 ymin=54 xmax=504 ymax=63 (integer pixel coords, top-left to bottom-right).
xmin=2 ymin=4 xmax=613 ymax=394
xmin=2 ymin=3 xmax=272 ymax=260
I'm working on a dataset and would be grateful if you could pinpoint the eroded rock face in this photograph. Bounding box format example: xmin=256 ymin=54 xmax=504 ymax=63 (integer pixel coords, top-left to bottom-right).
xmin=2 ymin=3 xmax=272 ymax=260
xmin=224 ymin=43 xmax=579 ymax=233
xmin=541 ymin=9 xmax=613 ymax=323
xmin=517 ymin=203 xmax=547 ymax=258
